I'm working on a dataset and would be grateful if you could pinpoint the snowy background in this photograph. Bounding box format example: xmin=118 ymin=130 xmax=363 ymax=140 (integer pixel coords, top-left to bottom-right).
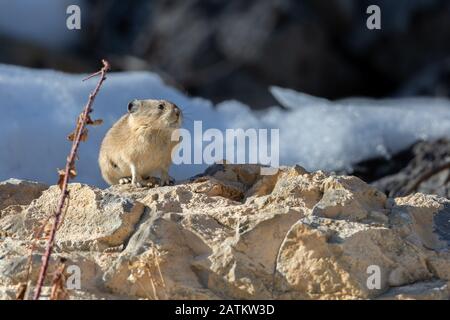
xmin=1 ymin=63 xmax=450 ymax=188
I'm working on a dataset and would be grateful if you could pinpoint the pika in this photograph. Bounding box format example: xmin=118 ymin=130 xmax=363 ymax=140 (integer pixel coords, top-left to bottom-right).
xmin=99 ymin=99 xmax=183 ymax=187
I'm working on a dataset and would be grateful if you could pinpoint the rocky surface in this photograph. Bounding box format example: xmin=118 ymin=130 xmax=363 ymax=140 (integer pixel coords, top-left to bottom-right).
xmin=372 ymin=139 xmax=450 ymax=198
xmin=3 ymin=1 xmax=450 ymax=107
xmin=0 ymin=179 xmax=48 ymax=218
xmin=0 ymin=164 xmax=449 ymax=300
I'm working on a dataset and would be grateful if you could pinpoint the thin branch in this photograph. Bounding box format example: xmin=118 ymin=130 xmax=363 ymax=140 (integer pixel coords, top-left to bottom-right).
xmin=32 ymin=60 xmax=110 ymax=300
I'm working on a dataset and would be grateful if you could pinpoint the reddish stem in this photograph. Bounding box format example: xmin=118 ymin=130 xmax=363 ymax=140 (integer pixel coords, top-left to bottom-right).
xmin=33 ymin=60 xmax=110 ymax=300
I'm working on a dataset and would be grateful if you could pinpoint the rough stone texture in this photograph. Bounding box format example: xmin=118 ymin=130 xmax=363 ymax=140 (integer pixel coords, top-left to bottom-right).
xmin=372 ymin=139 xmax=450 ymax=198
xmin=0 ymin=164 xmax=449 ymax=300
xmin=5 ymin=1 xmax=450 ymax=108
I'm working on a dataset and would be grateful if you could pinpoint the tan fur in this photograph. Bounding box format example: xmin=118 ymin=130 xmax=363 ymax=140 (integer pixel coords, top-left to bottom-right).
xmin=98 ymin=99 xmax=182 ymax=186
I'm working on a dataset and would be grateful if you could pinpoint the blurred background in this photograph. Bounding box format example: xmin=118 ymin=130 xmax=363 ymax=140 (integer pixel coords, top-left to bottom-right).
xmin=1 ymin=0 xmax=449 ymax=109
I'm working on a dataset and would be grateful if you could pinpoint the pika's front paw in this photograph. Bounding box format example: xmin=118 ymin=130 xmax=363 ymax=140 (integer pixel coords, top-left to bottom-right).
xmin=143 ymin=176 xmax=159 ymax=187
xmin=119 ymin=177 xmax=132 ymax=185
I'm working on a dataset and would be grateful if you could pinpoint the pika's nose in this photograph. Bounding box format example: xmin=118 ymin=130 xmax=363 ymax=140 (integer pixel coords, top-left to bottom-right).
xmin=174 ymin=108 xmax=180 ymax=116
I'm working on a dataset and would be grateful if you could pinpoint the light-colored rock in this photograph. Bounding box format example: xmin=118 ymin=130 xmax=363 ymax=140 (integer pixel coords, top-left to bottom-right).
xmin=20 ymin=184 xmax=145 ymax=251
xmin=390 ymin=193 xmax=450 ymax=251
xmin=273 ymin=216 xmax=431 ymax=299
xmin=0 ymin=164 xmax=449 ymax=300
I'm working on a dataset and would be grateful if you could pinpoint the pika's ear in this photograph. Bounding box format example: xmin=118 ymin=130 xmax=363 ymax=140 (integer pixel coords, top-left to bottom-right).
xmin=127 ymin=100 xmax=139 ymax=113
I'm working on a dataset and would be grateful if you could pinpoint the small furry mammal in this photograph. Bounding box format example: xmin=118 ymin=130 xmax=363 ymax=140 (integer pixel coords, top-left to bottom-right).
xmin=99 ymin=99 xmax=183 ymax=187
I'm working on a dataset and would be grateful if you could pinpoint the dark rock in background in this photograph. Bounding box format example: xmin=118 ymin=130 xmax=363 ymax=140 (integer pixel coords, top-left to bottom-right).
xmin=1 ymin=0 xmax=450 ymax=200
xmin=397 ymin=58 xmax=450 ymax=97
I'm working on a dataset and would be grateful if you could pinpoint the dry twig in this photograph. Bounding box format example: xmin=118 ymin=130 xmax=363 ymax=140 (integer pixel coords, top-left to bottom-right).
xmin=32 ymin=60 xmax=110 ymax=300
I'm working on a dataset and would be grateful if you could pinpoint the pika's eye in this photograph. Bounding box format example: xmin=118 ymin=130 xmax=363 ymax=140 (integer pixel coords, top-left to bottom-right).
xmin=158 ymin=104 xmax=165 ymax=110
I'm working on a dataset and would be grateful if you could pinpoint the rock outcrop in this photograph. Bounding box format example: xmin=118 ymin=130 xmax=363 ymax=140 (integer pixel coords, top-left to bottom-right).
xmin=0 ymin=164 xmax=449 ymax=300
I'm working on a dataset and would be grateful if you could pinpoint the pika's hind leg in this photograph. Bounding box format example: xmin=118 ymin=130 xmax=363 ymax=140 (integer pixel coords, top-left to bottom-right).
xmin=160 ymin=169 xmax=175 ymax=186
